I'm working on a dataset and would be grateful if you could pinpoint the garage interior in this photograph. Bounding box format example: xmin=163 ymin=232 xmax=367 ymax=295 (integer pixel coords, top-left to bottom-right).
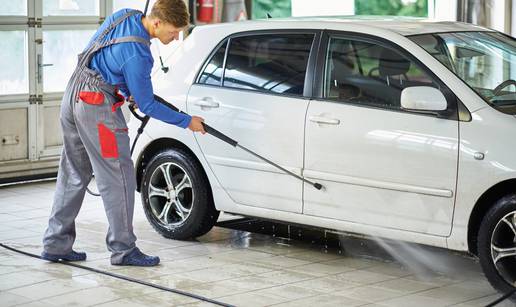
xmin=1 ymin=0 xmax=516 ymax=306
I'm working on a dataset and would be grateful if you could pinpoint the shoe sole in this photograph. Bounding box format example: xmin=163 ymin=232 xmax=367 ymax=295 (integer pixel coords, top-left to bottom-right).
xmin=112 ymin=261 xmax=160 ymax=267
xmin=41 ymin=252 xmax=86 ymax=262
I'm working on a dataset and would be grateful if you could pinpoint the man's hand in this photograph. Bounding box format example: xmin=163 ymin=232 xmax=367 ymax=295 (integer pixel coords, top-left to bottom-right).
xmin=128 ymin=96 xmax=137 ymax=108
xmin=188 ymin=116 xmax=206 ymax=134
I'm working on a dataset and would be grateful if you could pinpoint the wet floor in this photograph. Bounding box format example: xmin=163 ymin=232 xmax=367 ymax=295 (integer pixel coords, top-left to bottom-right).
xmin=216 ymin=218 xmax=485 ymax=283
xmin=0 ymin=180 xmax=514 ymax=306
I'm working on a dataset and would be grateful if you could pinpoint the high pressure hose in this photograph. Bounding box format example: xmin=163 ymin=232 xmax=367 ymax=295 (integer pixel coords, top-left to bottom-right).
xmin=0 ymin=243 xmax=234 ymax=307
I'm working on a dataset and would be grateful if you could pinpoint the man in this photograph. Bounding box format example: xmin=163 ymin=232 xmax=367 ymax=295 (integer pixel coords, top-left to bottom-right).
xmin=42 ymin=0 xmax=204 ymax=266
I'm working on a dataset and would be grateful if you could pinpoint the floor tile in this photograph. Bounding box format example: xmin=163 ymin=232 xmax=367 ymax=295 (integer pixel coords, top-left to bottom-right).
xmin=336 ymin=285 xmax=404 ymax=303
xmin=272 ymin=293 xmax=368 ymax=307
xmin=292 ymin=276 xmax=361 ymax=293
xmin=39 ymin=286 xmax=125 ymax=306
xmin=257 ymin=268 xmax=319 ymax=284
xmin=375 ymin=293 xmax=451 ymax=307
xmin=371 ymin=277 xmax=437 ymax=294
xmin=0 ymin=270 xmax=56 ymax=291
xmin=330 ymin=269 xmax=398 ymax=285
xmin=216 ymin=290 xmax=289 ymax=306
xmin=0 ymin=291 xmax=33 ymax=307
xmin=416 ymin=282 xmax=497 ymax=305
xmin=8 ymin=277 xmax=98 ymax=300
xmin=255 ymin=284 xmax=325 ymax=301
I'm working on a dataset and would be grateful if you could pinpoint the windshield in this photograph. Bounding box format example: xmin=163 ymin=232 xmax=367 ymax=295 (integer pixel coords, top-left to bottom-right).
xmin=410 ymin=31 xmax=516 ymax=115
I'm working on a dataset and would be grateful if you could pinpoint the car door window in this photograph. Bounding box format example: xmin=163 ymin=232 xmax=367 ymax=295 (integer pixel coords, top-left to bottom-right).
xmin=198 ymin=40 xmax=227 ymax=86
xmin=324 ymin=36 xmax=438 ymax=109
xmin=223 ymin=34 xmax=314 ymax=96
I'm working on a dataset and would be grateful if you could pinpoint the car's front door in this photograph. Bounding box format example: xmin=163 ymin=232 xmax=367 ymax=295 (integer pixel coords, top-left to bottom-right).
xmin=303 ymin=33 xmax=459 ymax=235
xmin=188 ymin=31 xmax=316 ymax=213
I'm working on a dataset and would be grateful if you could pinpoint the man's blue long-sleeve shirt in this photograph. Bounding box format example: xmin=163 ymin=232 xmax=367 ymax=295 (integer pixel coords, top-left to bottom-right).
xmin=87 ymin=9 xmax=191 ymax=128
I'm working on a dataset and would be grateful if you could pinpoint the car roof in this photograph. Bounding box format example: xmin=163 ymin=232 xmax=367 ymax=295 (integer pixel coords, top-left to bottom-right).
xmin=197 ymin=16 xmax=492 ymax=37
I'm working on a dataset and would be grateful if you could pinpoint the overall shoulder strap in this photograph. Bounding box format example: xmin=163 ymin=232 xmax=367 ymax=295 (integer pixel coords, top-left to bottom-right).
xmin=94 ymin=10 xmax=141 ymax=45
xmin=79 ymin=10 xmax=149 ymax=69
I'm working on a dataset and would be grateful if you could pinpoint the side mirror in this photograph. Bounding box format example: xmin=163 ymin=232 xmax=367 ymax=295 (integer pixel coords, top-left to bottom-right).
xmin=401 ymin=86 xmax=447 ymax=112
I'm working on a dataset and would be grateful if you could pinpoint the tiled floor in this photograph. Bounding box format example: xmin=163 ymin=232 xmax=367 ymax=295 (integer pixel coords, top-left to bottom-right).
xmin=0 ymin=180 xmax=513 ymax=307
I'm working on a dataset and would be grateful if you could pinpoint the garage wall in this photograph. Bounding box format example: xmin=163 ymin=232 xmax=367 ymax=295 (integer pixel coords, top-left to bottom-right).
xmin=0 ymin=109 xmax=28 ymax=162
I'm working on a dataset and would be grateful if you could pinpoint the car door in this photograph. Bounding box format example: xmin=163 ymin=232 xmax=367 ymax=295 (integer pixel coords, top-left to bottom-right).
xmin=188 ymin=31 xmax=317 ymax=213
xmin=303 ymin=32 xmax=459 ymax=236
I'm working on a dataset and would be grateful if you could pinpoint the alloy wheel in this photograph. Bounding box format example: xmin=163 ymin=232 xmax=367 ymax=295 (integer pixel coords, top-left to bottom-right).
xmin=491 ymin=210 xmax=516 ymax=287
xmin=147 ymin=162 xmax=194 ymax=228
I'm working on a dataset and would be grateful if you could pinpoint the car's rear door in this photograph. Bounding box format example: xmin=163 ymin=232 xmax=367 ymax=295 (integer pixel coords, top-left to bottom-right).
xmin=303 ymin=31 xmax=459 ymax=235
xmin=188 ymin=30 xmax=318 ymax=213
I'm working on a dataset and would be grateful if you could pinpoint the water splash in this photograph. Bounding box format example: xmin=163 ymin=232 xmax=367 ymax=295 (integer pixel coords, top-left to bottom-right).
xmin=368 ymin=236 xmax=477 ymax=281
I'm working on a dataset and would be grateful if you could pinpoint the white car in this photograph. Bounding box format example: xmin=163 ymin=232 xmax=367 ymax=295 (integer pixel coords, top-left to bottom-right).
xmin=129 ymin=18 xmax=516 ymax=294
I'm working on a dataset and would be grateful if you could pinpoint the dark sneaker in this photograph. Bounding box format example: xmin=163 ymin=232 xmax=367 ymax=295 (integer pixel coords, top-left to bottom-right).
xmin=41 ymin=250 xmax=87 ymax=262
xmin=114 ymin=248 xmax=160 ymax=267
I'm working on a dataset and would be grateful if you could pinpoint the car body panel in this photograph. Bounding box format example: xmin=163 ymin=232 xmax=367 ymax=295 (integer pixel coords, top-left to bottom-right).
xmin=448 ymin=107 xmax=516 ymax=250
xmin=188 ymin=85 xmax=308 ymax=213
xmin=304 ymin=99 xmax=458 ymax=236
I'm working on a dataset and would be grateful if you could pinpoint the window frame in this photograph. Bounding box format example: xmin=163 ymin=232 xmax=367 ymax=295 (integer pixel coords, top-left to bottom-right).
xmin=195 ymin=29 xmax=322 ymax=99
xmin=314 ymin=30 xmax=461 ymax=121
xmin=196 ymin=39 xmax=228 ymax=87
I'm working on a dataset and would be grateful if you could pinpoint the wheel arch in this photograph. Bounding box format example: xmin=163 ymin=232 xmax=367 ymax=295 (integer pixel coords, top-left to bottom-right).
xmin=467 ymin=178 xmax=516 ymax=255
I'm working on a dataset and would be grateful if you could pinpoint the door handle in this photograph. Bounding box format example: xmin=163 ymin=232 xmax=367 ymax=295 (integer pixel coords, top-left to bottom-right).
xmin=194 ymin=97 xmax=220 ymax=109
xmin=37 ymin=54 xmax=53 ymax=84
xmin=309 ymin=116 xmax=340 ymax=125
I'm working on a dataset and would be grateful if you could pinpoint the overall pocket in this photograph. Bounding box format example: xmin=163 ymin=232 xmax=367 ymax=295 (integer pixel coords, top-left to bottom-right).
xmin=79 ymin=91 xmax=105 ymax=105
xmin=97 ymin=122 xmax=118 ymax=158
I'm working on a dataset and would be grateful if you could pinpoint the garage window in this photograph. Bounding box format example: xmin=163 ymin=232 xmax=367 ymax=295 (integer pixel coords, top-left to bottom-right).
xmin=198 ymin=40 xmax=227 ymax=86
xmin=324 ymin=36 xmax=439 ymax=109
xmin=223 ymin=33 xmax=314 ymax=96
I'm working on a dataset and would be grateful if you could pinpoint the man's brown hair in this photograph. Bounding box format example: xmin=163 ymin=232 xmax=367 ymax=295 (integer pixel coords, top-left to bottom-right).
xmin=150 ymin=0 xmax=190 ymax=28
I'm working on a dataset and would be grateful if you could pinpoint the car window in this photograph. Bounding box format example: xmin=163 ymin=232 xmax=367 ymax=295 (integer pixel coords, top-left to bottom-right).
xmin=198 ymin=40 xmax=227 ymax=86
xmin=223 ymin=34 xmax=314 ymax=96
xmin=411 ymin=32 xmax=516 ymax=115
xmin=324 ymin=36 xmax=439 ymax=110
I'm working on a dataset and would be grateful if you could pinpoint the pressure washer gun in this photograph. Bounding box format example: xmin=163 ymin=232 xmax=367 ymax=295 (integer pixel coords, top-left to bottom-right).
xmin=128 ymin=94 xmax=323 ymax=190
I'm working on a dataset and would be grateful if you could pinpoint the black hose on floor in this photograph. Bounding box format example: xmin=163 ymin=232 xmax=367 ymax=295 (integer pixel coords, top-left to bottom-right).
xmin=0 ymin=243 xmax=234 ymax=307
xmin=485 ymin=288 xmax=516 ymax=307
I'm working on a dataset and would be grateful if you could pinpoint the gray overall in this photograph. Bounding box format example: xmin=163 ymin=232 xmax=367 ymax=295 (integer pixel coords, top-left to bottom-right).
xmin=43 ymin=10 xmax=149 ymax=264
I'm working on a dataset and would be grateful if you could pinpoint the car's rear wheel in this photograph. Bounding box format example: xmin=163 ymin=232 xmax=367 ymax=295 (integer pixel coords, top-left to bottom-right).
xmin=478 ymin=193 xmax=516 ymax=299
xmin=141 ymin=148 xmax=219 ymax=240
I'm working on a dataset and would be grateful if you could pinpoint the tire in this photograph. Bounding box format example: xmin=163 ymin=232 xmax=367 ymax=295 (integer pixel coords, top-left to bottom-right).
xmin=477 ymin=193 xmax=516 ymax=299
xmin=141 ymin=148 xmax=219 ymax=240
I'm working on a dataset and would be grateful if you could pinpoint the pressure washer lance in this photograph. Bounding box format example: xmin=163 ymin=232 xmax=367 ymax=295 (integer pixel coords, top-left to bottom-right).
xmin=140 ymin=95 xmax=323 ymax=191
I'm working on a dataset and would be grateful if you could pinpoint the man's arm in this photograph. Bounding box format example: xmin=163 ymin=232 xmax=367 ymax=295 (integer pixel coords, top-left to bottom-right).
xmin=121 ymin=55 xmax=204 ymax=132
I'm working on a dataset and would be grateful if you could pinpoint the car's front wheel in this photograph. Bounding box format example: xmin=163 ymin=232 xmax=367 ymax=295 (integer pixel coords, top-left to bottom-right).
xmin=478 ymin=193 xmax=516 ymax=298
xmin=141 ymin=148 xmax=219 ymax=240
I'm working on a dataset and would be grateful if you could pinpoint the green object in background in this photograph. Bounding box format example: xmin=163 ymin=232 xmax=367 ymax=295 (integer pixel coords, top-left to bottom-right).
xmin=355 ymin=0 xmax=428 ymax=17
xmin=252 ymin=0 xmax=291 ymax=19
